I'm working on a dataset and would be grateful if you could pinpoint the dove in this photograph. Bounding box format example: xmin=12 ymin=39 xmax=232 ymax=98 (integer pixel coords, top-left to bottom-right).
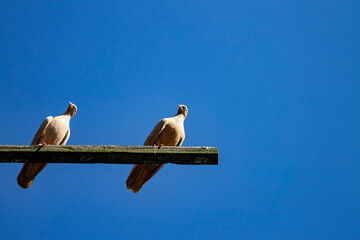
xmin=17 ymin=102 xmax=77 ymax=189
xmin=126 ymin=105 xmax=188 ymax=193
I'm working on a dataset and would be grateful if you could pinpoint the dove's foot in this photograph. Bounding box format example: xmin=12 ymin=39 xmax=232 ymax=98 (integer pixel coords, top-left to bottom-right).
xmin=156 ymin=144 xmax=164 ymax=149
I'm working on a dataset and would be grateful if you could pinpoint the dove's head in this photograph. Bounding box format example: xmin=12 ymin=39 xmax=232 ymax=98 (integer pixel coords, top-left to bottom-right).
xmin=67 ymin=102 xmax=77 ymax=117
xmin=177 ymin=105 xmax=188 ymax=118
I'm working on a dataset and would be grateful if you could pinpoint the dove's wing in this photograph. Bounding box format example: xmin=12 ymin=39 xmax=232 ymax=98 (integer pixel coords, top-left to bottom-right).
xmin=176 ymin=136 xmax=184 ymax=146
xmin=31 ymin=116 xmax=53 ymax=145
xmin=59 ymin=129 xmax=70 ymax=145
xmin=17 ymin=163 xmax=48 ymax=189
xmin=126 ymin=164 xmax=165 ymax=193
xmin=144 ymin=119 xmax=167 ymax=146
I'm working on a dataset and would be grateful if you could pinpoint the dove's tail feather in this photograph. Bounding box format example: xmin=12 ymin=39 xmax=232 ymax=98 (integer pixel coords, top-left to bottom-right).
xmin=126 ymin=164 xmax=164 ymax=193
xmin=17 ymin=163 xmax=48 ymax=189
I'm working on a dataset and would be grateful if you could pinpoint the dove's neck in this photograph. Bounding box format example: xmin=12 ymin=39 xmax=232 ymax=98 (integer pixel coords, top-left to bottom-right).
xmin=175 ymin=114 xmax=186 ymax=122
xmin=64 ymin=107 xmax=76 ymax=118
xmin=63 ymin=109 xmax=75 ymax=119
xmin=61 ymin=113 xmax=73 ymax=121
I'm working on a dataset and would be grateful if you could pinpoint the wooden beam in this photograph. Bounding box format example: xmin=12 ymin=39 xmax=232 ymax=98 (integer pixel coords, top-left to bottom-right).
xmin=0 ymin=145 xmax=218 ymax=165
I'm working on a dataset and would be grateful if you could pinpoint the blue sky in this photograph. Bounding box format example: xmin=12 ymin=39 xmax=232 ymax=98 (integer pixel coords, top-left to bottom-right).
xmin=0 ymin=0 xmax=359 ymax=239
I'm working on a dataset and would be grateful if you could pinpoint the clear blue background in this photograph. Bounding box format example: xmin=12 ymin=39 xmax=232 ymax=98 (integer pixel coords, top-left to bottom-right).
xmin=0 ymin=0 xmax=359 ymax=239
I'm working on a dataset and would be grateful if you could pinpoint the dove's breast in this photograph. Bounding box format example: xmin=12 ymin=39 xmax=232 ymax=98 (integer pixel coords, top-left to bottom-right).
xmin=39 ymin=116 xmax=70 ymax=145
xmin=156 ymin=119 xmax=185 ymax=146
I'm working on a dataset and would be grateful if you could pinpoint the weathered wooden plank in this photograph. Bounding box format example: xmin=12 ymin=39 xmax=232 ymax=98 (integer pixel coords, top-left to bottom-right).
xmin=0 ymin=145 xmax=218 ymax=165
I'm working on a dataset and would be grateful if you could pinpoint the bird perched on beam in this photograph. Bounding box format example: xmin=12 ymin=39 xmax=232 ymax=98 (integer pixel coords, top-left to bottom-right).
xmin=17 ymin=102 xmax=77 ymax=189
xmin=126 ymin=105 xmax=188 ymax=193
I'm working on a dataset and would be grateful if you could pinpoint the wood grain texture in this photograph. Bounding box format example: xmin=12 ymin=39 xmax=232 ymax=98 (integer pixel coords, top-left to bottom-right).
xmin=0 ymin=145 xmax=218 ymax=165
